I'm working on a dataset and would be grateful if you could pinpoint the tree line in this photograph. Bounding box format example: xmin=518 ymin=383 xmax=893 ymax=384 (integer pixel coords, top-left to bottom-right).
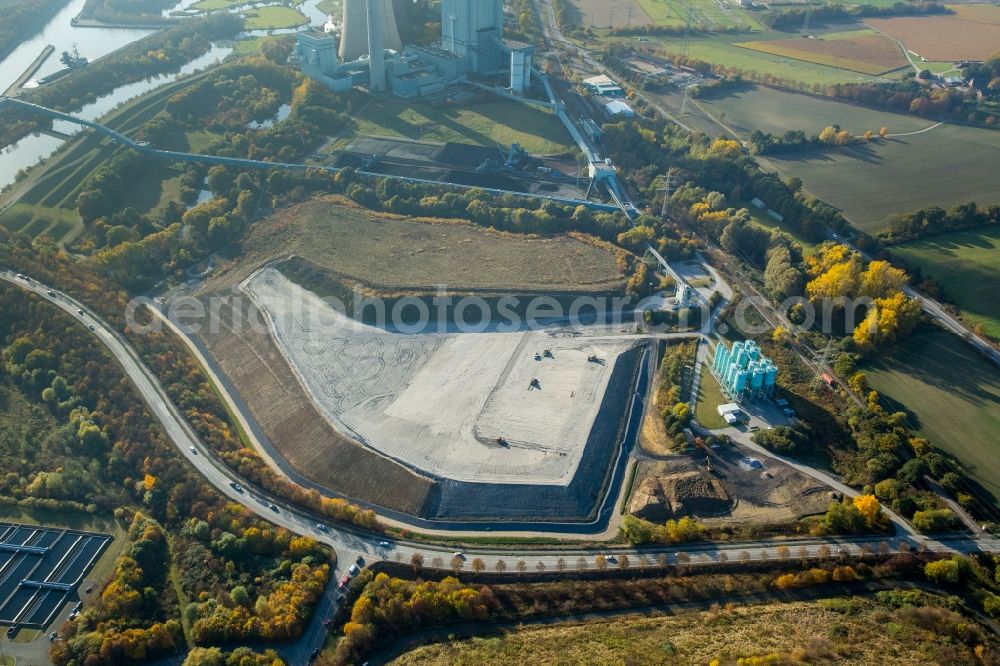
xmin=759 ymin=1 xmax=948 ymax=30
xmin=326 ymin=549 xmax=1000 ymax=665
xmin=880 ymin=201 xmax=1000 ymax=245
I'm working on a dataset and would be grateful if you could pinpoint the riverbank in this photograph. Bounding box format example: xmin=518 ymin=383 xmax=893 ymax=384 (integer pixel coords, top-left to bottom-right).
xmin=0 ymin=0 xmax=72 ymax=63
xmin=70 ymin=16 xmax=178 ymax=29
xmin=3 ymin=45 xmax=54 ymax=97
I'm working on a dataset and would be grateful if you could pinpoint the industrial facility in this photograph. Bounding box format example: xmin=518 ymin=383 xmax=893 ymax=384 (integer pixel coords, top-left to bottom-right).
xmin=711 ymin=339 xmax=778 ymax=402
xmin=295 ymin=0 xmax=535 ymax=97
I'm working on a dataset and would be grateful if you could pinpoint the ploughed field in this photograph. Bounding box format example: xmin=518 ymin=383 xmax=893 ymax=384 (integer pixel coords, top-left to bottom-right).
xmin=764 ymin=123 xmax=1000 ymax=232
xmin=736 ymin=30 xmax=908 ymax=75
xmin=865 ymin=11 xmax=1000 ymax=61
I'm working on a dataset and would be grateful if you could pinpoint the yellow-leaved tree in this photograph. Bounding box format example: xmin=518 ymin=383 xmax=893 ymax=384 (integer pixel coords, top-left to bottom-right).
xmin=852 ymin=494 xmax=883 ymax=528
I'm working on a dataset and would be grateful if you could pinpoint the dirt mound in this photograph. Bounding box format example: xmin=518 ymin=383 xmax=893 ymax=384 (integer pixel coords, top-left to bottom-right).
xmin=629 ymin=470 xmax=730 ymax=522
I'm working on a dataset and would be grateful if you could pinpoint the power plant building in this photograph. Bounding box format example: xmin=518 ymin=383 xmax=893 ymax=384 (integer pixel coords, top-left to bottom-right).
xmin=296 ymin=0 xmax=534 ymax=98
xmin=711 ymin=340 xmax=778 ymax=401
xmin=441 ymin=0 xmax=503 ymax=72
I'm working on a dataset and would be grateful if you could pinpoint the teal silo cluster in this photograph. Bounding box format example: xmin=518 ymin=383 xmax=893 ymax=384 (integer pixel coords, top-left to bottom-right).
xmin=711 ymin=339 xmax=777 ymax=401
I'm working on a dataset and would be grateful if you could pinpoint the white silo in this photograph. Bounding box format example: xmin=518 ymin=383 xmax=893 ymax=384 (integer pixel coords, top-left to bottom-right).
xmin=339 ymin=0 xmax=401 ymax=62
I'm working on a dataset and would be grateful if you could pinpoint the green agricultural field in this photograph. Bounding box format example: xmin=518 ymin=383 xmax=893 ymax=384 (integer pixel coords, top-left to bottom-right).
xmin=316 ymin=0 xmax=341 ymax=15
xmin=694 ymin=362 xmax=728 ymax=429
xmin=864 ymin=330 xmax=1000 ymax=511
xmin=696 ymin=84 xmax=930 ymax=138
xmin=340 ymin=98 xmax=575 ymax=155
xmin=190 ymin=0 xmax=245 ymax=10
xmin=639 ymin=30 xmax=892 ymax=86
xmin=233 ymin=36 xmax=265 ymax=55
xmin=763 ymin=122 xmax=1000 ymax=233
xmin=243 ymin=5 xmax=308 ymax=30
xmin=636 ymin=0 xmax=761 ymax=30
xmin=828 ymin=0 xmax=901 ymax=7
xmin=888 ymin=227 xmax=1000 ymax=341
xmin=0 ymin=203 xmax=77 ymax=239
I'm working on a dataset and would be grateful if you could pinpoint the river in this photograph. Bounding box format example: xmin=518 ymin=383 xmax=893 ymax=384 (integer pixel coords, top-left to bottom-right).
xmin=0 ymin=0 xmax=330 ymax=190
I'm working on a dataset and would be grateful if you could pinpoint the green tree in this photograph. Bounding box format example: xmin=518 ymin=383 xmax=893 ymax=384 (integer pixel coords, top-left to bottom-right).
xmin=924 ymin=558 xmax=960 ymax=584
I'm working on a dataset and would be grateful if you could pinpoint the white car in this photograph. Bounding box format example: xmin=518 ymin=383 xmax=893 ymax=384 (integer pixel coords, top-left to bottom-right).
xmin=189 ymin=446 xmax=197 ymax=454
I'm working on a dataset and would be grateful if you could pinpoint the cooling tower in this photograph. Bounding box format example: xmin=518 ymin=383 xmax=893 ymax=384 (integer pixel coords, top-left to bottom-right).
xmin=339 ymin=0 xmax=401 ymax=62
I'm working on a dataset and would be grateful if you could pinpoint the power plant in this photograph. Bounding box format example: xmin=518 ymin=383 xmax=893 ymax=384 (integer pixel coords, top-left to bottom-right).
xmin=295 ymin=0 xmax=535 ymax=97
xmin=711 ymin=340 xmax=778 ymax=402
xmin=440 ymin=0 xmax=504 ymax=73
xmin=338 ymin=0 xmax=401 ymax=62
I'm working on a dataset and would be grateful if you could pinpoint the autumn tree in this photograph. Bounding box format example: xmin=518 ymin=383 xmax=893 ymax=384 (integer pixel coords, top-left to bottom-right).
xmin=852 ymin=494 xmax=883 ymax=528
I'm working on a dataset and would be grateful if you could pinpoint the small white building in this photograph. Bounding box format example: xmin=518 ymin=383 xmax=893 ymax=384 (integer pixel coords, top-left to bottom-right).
xmin=603 ymin=99 xmax=635 ymax=118
xmin=717 ymin=403 xmax=742 ymax=425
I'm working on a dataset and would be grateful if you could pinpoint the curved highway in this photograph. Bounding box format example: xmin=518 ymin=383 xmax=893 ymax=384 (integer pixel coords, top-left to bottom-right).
xmin=3 ymin=270 xmax=999 ymax=659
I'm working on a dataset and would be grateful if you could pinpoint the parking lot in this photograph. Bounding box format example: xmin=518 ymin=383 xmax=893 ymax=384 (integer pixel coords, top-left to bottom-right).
xmin=0 ymin=523 xmax=112 ymax=631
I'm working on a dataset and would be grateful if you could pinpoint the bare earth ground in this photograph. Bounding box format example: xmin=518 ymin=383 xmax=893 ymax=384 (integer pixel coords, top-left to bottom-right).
xmin=865 ymin=15 xmax=1000 ymax=61
xmin=243 ymin=268 xmax=640 ymax=486
xmin=390 ymin=598 xmax=987 ymax=665
xmin=185 ymin=197 xmax=635 ymax=518
xmin=199 ymin=196 xmax=626 ymax=296
xmin=630 ymin=446 xmax=833 ymax=525
xmin=192 ymin=286 xmax=436 ymax=515
xmin=737 ymin=33 xmax=908 ymax=75
xmin=638 ymin=382 xmax=674 ymax=456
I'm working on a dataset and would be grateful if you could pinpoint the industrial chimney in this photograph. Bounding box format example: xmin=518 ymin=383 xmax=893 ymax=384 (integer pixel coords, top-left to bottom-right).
xmin=366 ymin=0 xmax=386 ymax=91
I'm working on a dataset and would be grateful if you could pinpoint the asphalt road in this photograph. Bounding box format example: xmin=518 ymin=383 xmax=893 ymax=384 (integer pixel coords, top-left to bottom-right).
xmin=4 ymin=270 xmax=1000 ymax=664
